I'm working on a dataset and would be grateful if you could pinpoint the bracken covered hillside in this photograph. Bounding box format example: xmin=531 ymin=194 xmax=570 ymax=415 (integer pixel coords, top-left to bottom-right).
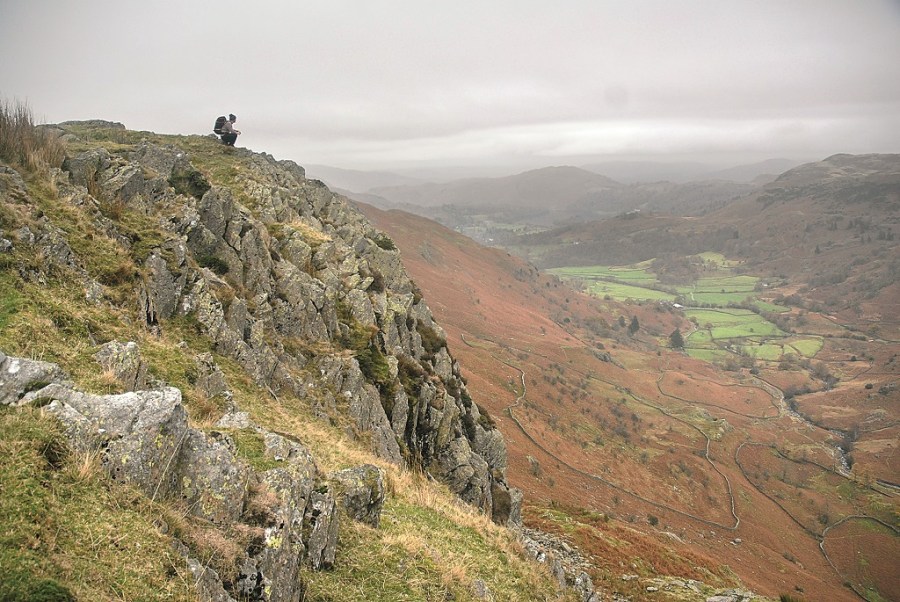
xmin=0 ymin=118 xmax=586 ymax=601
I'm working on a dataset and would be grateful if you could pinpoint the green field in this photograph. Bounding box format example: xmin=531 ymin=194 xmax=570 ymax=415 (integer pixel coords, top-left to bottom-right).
xmin=686 ymin=308 xmax=785 ymax=339
xmin=677 ymin=275 xmax=758 ymax=306
xmin=586 ymin=281 xmax=676 ymax=302
xmin=685 ymin=348 xmax=733 ymax=362
xmin=549 ymin=265 xmax=660 ymax=286
xmin=752 ymin=299 xmax=792 ymax=314
xmin=550 ymin=256 xmax=812 ymax=364
xmin=695 ymin=252 xmax=741 ymax=267
xmin=787 ymin=337 xmax=825 ymax=358
xmin=739 ymin=342 xmax=786 ymax=360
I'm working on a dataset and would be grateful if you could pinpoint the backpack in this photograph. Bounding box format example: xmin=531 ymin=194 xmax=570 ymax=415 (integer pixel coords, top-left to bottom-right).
xmin=213 ymin=115 xmax=227 ymax=135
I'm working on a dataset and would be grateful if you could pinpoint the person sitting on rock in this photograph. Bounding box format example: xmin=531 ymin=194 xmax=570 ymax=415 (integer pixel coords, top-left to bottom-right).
xmin=221 ymin=114 xmax=240 ymax=146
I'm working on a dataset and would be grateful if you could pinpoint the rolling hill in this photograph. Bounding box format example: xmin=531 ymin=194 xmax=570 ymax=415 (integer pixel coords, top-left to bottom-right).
xmin=513 ymin=154 xmax=900 ymax=325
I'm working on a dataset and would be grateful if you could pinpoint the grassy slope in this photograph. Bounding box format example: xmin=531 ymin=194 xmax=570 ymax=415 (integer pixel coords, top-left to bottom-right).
xmin=0 ymin=408 xmax=195 ymax=601
xmin=0 ymin=126 xmax=573 ymax=601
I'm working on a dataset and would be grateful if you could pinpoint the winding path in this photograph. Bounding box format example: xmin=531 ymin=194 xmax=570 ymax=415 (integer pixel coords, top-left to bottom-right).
xmin=734 ymin=441 xmax=898 ymax=601
xmin=461 ymin=333 xmax=740 ymax=531
xmin=459 ymin=331 xmax=897 ymax=599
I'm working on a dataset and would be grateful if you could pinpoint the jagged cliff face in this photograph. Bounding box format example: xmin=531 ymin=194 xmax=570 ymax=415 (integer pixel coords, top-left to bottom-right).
xmin=37 ymin=122 xmax=518 ymax=525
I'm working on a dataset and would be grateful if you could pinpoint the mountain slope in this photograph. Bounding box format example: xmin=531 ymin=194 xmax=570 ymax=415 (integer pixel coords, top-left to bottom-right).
xmin=514 ymin=154 xmax=900 ymax=327
xmin=0 ymin=117 xmax=579 ymax=601
xmin=702 ymin=158 xmax=804 ymax=183
xmin=370 ymin=165 xmax=622 ymax=210
xmin=355 ymin=201 xmax=885 ymax=601
xmin=362 ymin=165 xmax=756 ymax=239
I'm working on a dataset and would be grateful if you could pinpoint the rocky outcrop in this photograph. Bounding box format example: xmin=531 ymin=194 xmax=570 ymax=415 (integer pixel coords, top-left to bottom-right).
xmin=37 ymin=383 xmax=188 ymax=496
xmin=328 ymin=464 xmax=386 ymax=528
xmin=521 ymin=528 xmax=602 ymax=600
xmin=705 ymin=590 xmax=758 ymax=602
xmin=4 ymin=350 xmax=334 ymax=602
xmin=45 ymin=130 xmax=518 ymax=525
xmin=0 ymin=351 xmax=67 ymax=406
xmin=93 ymin=340 xmax=151 ymax=391
xmin=1 ymin=125 xmax=524 ymax=596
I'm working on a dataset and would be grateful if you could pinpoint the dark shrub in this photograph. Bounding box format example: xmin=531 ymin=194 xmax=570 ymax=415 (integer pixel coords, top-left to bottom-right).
xmin=198 ymin=255 xmax=229 ymax=275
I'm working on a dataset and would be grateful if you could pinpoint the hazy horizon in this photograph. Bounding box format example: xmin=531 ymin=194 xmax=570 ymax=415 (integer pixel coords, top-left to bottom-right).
xmin=2 ymin=1 xmax=899 ymax=173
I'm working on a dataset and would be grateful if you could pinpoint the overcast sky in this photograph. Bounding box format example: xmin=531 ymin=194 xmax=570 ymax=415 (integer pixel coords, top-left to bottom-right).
xmin=2 ymin=0 xmax=899 ymax=173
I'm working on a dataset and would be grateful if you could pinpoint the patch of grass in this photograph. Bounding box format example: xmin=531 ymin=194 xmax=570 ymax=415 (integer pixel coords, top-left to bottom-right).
xmin=398 ymin=354 xmax=426 ymax=398
xmin=476 ymin=402 xmax=496 ymax=430
xmin=685 ymin=329 xmax=715 ymax=345
xmin=373 ymin=233 xmax=397 ymax=251
xmin=227 ymin=428 xmax=279 ymax=471
xmin=0 ymin=407 xmax=194 ymax=601
xmin=113 ymin=207 xmax=172 ymax=265
xmin=417 ymin=323 xmax=445 ymax=357
xmin=352 ymin=328 xmax=390 ymax=379
xmin=549 ymin=265 xmax=659 ymax=285
xmin=685 ymin=348 xmax=733 ymax=363
xmin=754 ymin=299 xmax=791 ymax=313
xmin=741 ymin=343 xmax=785 ymax=360
xmin=168 ymin=166 xmax=211 ymax=200
xmin=338 ymin=309 xmax=394 ymax=396
xmin=284 ymin=219 xmax=332 ymax=247
xmin=686 ymin=308 xmax=783 ymax=335
xmin=303 ymin=517 xmax=450 ymax=601
xmin=687 ymin=291 xmax=756 ymax=306
xmin=0 ymin=574 xmax=75 ymax=602
xmin=305 ymin=475 xmax=574 ymax=602
xmin=587 ymin=280 xmax=676 ymax=302
xmin=788 ymin=337 xmax=824 ymax=358
xmin=0 ymin=271 xmax=129 ymax=385
xmin=696 ymin=252 xmax=740 ymax=267
xmin=681 ymin=274 xmax=758 ymax=292
xmin=0 ymin=271 xmax=23 ymax=329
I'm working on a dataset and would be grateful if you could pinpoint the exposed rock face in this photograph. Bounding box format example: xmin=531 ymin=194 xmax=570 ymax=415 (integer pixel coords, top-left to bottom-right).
xmin=574 ymin=572 xmax=602 ymax=602
xmin=37 ymin=384 xmax=188 ymax=497
xmin=4 ymin=351 xmax=332 ymax=602
xmin=195 ymin=351 xmax=233 ymax=405
xmin=705 ymin=590 xmax=757 ymax=602
xmin=303 ymin=489 xmax=339 ymax=571
xmin=46 ymin=133 xmax=517 ymax=524
xmin=521 ymin=528 xmax=602 ymax=599
xmin=0 ymin=126 xmax=523 ymax=595
xmin=329 ymin=464 xmax=386 ymax=527
xmin=0 ymin=351 xmax=67 ymax=406
xmin=471 ymin=579 xmax=495 ymax=601
xmin=180 ymin=545 xmax=238 ymax=602
xmin=177 ymin=430 xmax=249 ymax=524
xmin=93 ymin=340 xmax=151 ymax=391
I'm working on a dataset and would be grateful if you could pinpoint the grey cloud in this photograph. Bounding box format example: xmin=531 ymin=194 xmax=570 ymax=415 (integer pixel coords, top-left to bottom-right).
xmin=2 ymin=0 xmax=898 ymax=171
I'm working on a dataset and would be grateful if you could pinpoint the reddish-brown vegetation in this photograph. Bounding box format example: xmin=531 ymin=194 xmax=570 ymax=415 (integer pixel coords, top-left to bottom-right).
xmin=357 ymin=201 xmax=895 ymax=602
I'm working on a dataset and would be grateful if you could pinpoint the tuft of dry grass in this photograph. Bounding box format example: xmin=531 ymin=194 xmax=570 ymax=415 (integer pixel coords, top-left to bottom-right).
xmin=287 ymin=219 xmax=332 ymax=245
xmin=1 ymin=407 xmax=196 ymax=601
xmin=184 ymin=386 xmax=225 ymax=427
xmin=0 ymin=98 xmax=66 ymax=172
xmin=96 ymin=368 xmax=123 ymax=394
xmin=64 ymin=447 xmax=103 ymax=483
